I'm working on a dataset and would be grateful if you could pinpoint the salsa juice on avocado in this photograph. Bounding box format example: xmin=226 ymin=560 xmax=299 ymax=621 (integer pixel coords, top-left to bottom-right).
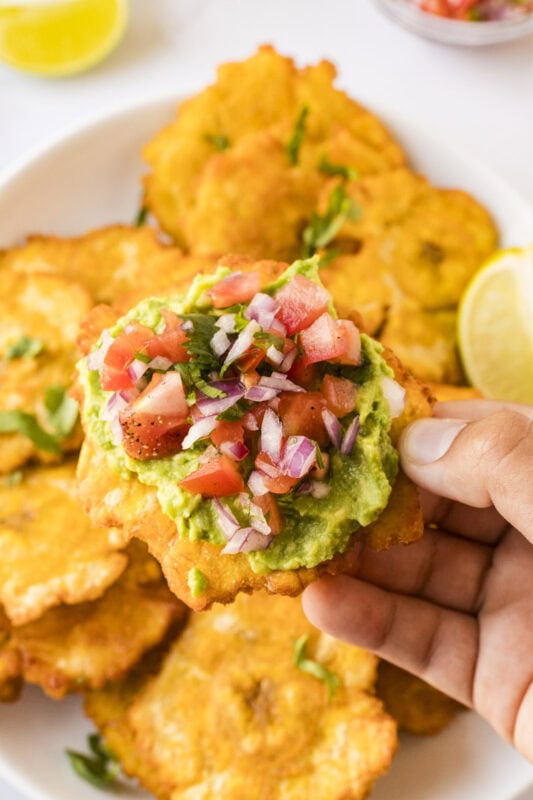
xmin=79 ymin=258 xmax=404 ymax=573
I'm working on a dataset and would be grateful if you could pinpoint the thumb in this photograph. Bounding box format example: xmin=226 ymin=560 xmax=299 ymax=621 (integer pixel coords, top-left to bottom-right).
xmin=399 ymin=407 xmax=533 ymax=540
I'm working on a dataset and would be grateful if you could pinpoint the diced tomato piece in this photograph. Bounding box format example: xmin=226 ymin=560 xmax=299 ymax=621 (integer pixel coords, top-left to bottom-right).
xmin=238 ymin=346 xmax=265 ymax=373
xmin=242 ymin=369 xmax=260 ymax=389
xmin=336 ymin=320 xmax=362 ymax=366
xmin=210 ymin=420 xmax=245 ymax=449
xmin=287 ymin=357 xmax=318 ymax=389
xmin=118 ymin=373 xmax=189 ymax=460
xmin=299 ymin=313 xmax=361 ymax=366
xmin=104 ymin=323 xmax=153 ymax=371
xmin=119 ymin=409 xmax=188 ymax=460
xmin=418 ymin=0 xmax=451 ymax=15
xmin=278 ymin=392 xmax=328 ymax=447
xmin=253 ymin=493 xmax=283 ymax=535
xmin=207 ymin=271 xmax=261 ymax=309
xmin=274 ymin=275 xmax=330 ymax=335
xmin=145 ymin=310 xmax=190 ymax=364
xmin=255 ymin=453 xmax=300 ymax=495
xmin=322 ymin=375 xmax=357 ymax=417
xmin=133 ymin=372 xmax=189 ymax=421
xmin=101 ymin=322 xmax=154 ymax=391
xmin=179 ymin=455 xmax=244 ymax=497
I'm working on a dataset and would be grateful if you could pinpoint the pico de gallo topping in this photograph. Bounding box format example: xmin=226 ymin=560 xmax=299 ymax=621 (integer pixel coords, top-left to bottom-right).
xmin=82 ymin=259 xmax=405 ymax=564
xmin=413 ymin=0 xmax=533 ymax=21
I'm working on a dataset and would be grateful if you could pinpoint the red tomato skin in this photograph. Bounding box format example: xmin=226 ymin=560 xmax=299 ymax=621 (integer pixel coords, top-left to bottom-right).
xmin=238 ymin=346 xmax=265 ymax=373
xmin=253 ymin=493 xmax=283 ymax=535
xmin=278 ymin=392 xmax=328 ymax=447
xmin=104 ymin=323 xmax=154 ymax=371
xmin=274 ymin=275 xmax=330 ymax=335
xmin=211 ymin=420 xmax=245 ymax=449
xmin=287 ymin=357 xmax=318 ymax=389
xmin=207 ymin=272 xmax=261 ymax=309
xmin=100 ymin=365 xmax=136 ymax=392
xmin=179 ymin=455 xmax=245 ymax=497
xmin=336 ymin=320 xmax=362 ymax=366
xmin=299 ymin=313 xmax=346 ymax=365
xmin=119 ymin=409 xmax=188 ymax=460
xmin=322 ymin=375 xmax=357 ymax=417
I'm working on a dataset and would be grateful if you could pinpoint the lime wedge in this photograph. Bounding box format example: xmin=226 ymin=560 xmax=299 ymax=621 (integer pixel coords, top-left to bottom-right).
xmin=0 ymin=0 xmax=128 ymax=77
xmin=458 ymin=246 xmax=533 ymax=403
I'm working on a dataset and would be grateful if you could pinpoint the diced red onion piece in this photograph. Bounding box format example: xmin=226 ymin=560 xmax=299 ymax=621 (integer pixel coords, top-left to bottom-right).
xmin=118 ymin=388 xmax=138 ymax=403
xmin=210 ymin=328 xmax=231 ymax=357
xmin=244 ymin=385 xmax=279 ymax=402
xmin=258 ymin=373 xmax=304 ymax=393
xmin=249 ymin=500 xmax=271 ymax=535
xmin=279 ymin=345 xmax=298 ymax=373
xmin=181 ymin=320 xmax=193 ymax=331
xmin=340 ymin=416 xmax=360 ymax=456
xmin=87 ymin=329 xmax=114 ymax=372
xmin=281 ymin=435 xmax=317 ymax=479
xmin=310 ymin=480 xmax=331 ymax=499
xmin=182 ymin=416 xmax=218 ymax=449
xmin=224 ymin=320 xmax=261 ymax=365
xmin=195 ymin=379 xmax=245 ymax=417
xmin=380 ymin=376 xmax=406 ymax=418
xmin=101 ymin=391 xmax=128 ymax=422
xmin=213 ymin=498 xmax=240 ymax=539
xmin=220 ymin=440 xmax=249 ymax=461
xmin=322 ymin=408 xmax=342 ymax=449
xmin=268 ymin=318 xmax=287 ymax=335
xmin=221 ymin=527 xmax=271 ymax=555
xmin=248 ymin=470 xmax=269 ymax=496
xmin=147 ymin=356 xmax=173 ymax=371
xmin=295 ymin=479 xmax=312 ymax=495
xmin=266 ymin=345 xmax=284 ymax=366
xmin=245 ymin=293 xmax=280 ymax=331
xmin=242 ymin=412 xmax=259 ymax=432
xmin=127 ymin=358 xmax=149 ymax=384
xmin=215 ymin=313 xmax=236 ymax=333
xmin=261 ymin=408 xmax=283 ymax=462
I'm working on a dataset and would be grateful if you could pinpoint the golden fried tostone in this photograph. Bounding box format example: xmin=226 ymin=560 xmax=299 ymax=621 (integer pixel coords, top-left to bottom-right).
xmin=85 ymin=593 xmax=397 ymax=800
xmin=77 ymin=340 xmax=432 ymax=611
xmin=0 ymin=461 xmax=129 ymax=625
xmin=0 ymin=608 xmax=22 ymax=703
xmin=0 ymin=272 xmax=91 ymax=472
xmin=143 ymin=46 xmax=405 ymax=253
xmin=377 ymin=661 xmax=463 ymax=736
xmin=4 ymin=541 xmax=186 ymax=700
xmin=0 ymin=224 xmax=215 ymax=307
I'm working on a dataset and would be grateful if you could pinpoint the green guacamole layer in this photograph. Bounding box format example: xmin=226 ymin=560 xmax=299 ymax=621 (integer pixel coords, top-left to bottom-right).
xmin=78 ymin=260 xmax=398 ymax=574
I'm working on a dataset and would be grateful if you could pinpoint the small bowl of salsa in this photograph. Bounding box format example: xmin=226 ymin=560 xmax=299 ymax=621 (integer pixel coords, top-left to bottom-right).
xmin=373 ymin=0 xmax=533 ymax=44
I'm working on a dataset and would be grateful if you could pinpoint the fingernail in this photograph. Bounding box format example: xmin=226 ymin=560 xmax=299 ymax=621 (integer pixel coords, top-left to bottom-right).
xmin=401 ymin=418 xmax=467 ymax=466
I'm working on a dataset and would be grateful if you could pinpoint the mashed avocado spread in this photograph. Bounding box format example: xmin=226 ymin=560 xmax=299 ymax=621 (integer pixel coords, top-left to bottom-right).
xmin=79 ymin=259 xmax=398 ymax=573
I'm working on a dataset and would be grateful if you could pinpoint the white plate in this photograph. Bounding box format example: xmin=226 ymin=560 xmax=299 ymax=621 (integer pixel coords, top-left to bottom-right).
xmin=0 ymin=97 xmax=532 ymax=800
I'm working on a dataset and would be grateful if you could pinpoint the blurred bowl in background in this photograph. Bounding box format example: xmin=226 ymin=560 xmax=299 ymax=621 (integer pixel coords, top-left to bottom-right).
xmin=372 ymin=0 xmax=533 ymax=45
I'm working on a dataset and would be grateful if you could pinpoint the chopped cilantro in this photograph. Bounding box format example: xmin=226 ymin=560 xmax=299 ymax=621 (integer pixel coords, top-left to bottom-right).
xmin=66 ymin=733 xmax=121 ymax=790
xmin=293 ymin=634 xmax=340 ymax=700
xmin=301 ymin=183 xmax=361 ymax=258
xmin=286 ymin=105 xmax=309 ymax=166
xmin=181 ymin=314 xmax=221 ymax=373
xmin=0 ymin=410 xmax=61 ymax=454
xmin=254 ymin=331 xmax=285 ymax=351
xmin=44 ymin=386 xmax=79 ymax=439
xmin=5 ymin=336 xmax=44 ymax=360
xmin=133 ymin=351 xmax=151 ymax=363
xmin=318 ymin=155 xmax=358 ymax=181
xmin=217 ymin=400 xmax=247 ymax=421
xmin=205 ymin=133 xmax=230 ymax=152
xmin=314 ymin=442 xmax=325 ymax=470
xmin=134 ymin=206 xmax=148 ymax=227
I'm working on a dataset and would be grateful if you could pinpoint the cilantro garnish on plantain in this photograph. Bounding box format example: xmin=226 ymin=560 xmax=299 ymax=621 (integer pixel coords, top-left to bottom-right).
xmin=5 ymin=336 xmax=44 ymax=360
xmin=66 ymin=733 xmax=121 ymax=790
xmin=0 ymin=386 xmax=78 ymax=455
xmin=318 ymin=154 xmax=358 ymax=181
xmin=293 ymin=634 xmax=340 ymax=700
xmin=286 ymin=105 xmax=309 ymax=165
xmin=301 ymin=182 xmax=361 ymax=258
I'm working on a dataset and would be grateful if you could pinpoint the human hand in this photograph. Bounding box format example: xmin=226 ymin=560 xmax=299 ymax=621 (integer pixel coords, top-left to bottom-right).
xmin=303 ymin=400 xmax=533 ymax=760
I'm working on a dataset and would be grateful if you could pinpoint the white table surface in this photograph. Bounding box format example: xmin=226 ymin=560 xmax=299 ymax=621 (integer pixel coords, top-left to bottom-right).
xmin=0 ymin=1 xmax=532 ymax=798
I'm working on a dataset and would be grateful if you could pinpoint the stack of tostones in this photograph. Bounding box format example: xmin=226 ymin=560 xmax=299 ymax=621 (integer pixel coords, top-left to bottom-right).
xmin=142 ymin=46 xmax=498 ymax=386
xmin=0 ymin=45 xmax=485 ymax=798
xmin=85 ymin=592 xmax=398 ymax=800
